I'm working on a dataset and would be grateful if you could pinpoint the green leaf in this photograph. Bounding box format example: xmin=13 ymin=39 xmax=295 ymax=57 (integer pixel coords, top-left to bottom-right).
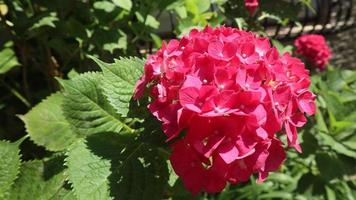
xmin=0 ymin=42 xmax=20 ymax=74
xmin=145 ymin=15 xmax=160 ymax=29
xmin=259 ymin=192 xmax=293 ymax=199
xmin=92 ymin=56 xmax=145 ymax=117
xmin=185 ymin=0 xmax=211 ymax=15
xmin=8 ymin=160 xmax=66 ymax=200
xmin=315 ymin=108 xmax=329 ymax=133
xmin=20 ymin=92 xmax=77 ymax=151
xmin=150 ymin=33 xmax=162 ymax=48
xmin=112 ymin=0 xmax=132 ymax=11
xmin=315 ymin=153 xmax=345 ymax=181
xmin=234 ymin=17 xmax=248 ymax=30
xmin=102 ymin=30 xmax=127 ymax=53
xmin=31 ymin=12 xmax=59 ymax=29
xmin=67 ymin=69 xmax=80 ymax=79
xmin=318 ymin=133 xmax=356 ymax=158
xmin=134 ymin=12 xmax=160 ymax=29
xmin=0 ymin=140 xmax=21 ymax=198
xmin=94 ymin=1 xmax=116 ymax=12
xmin=65 ymin=139 xmax=112 ymax=200
xmin=92 ymin=29 xmax=127 ymax=53
xmin=271 ymin=39 xmax=293 ymax=54
xmin=111 ymin=144 xmax=169 ymax=200
xmin=84 ymin=133 xmax=169 ymax=200
xmin=174 ymin=6 xmax=188 ymax=19
xmin=325 ymin=186 xmax=336 ymax=200
xmin=168 ymin=161 xmax=178 ymax=187
xmin=60 ymin=72 xmax=134 ymax=135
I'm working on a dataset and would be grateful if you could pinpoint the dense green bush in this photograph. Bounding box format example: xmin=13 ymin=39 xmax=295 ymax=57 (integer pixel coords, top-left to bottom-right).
xmin=0 ymin=0 xmax=355 ymax=199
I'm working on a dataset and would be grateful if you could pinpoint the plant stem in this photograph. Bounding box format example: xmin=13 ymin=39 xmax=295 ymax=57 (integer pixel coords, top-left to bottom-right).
xmin=1 ymin=79 xmax=31 ymax=108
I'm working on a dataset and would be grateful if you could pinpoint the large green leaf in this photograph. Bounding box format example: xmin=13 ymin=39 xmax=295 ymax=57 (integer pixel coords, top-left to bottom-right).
xmin=60 ymin=72 xmax=134 ymax=136
xmin=113 ymin=145 xmax=169 ymax=200
xmin=92 ymin=56 xmax=144 ymax=117
xmin=84 ymin=133 xmax=169 ymax=200
xmin=0 ymin=140 xmax=21 ymax=199
xmin=8 ymin=159 xmax=66 ymax=200
xmin=65 ymin=139 xmax=112 ymax=200
xmin=20 ymin=92 xmax=77 ymax=151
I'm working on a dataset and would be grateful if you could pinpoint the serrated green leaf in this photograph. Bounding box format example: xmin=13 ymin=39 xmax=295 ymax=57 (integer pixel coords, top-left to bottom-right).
xmin=60 ymin=72 xmax=134 ymax=135
xmin=8 ymin=160 xmax=66 ymax=200
xmin=92 ymin=56 xmax=144 ymax=117
xmin=111 ymin=144 xmax=169 ymax=200
xmin=20 ymin=92 xmax=77 ymax=151
xmin=53 ymin=187 xmax=77 ymax=200
xmin=0 ymin=140 xmax=21 ymax=199
xmin=84 ymin=133 xmax=169 ymax=200
xmin=65 ymin=139 xmax=112 ymax=200
xmin=68 ymin=69 xmax=80 ymax=79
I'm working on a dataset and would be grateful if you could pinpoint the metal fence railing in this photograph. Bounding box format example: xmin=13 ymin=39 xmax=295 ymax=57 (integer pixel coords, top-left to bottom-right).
xmin=263 ymin=0 xmax=356 ymax=39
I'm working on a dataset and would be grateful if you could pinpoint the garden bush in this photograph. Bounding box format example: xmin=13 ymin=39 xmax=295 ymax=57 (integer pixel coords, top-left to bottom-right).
xmin=0 ymin=0 xmax=355 ymax=199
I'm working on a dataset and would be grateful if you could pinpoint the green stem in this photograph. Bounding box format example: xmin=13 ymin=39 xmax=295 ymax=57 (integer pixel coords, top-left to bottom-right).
xmin=1 ymin=79 xmax=31 ymax=108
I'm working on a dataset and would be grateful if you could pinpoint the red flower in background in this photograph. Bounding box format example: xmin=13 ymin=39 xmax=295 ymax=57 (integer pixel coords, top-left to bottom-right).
xmin=294 ymin=34 xmax=332 ymax=70
xmin=134 ymin=26 xmax=316 ymax=195
xmin=244 ymin=0 xmax=259 ymax=16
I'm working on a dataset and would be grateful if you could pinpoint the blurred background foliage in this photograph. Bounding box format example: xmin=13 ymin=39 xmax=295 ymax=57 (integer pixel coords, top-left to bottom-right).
xmin=0 ymin=0 xmax=355 ymax=199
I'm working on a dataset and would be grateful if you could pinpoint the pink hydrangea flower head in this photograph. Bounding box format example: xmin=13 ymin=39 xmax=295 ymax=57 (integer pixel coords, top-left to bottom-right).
xmin=244 ymin=0 xmax=259 ymax=16
xmin=134 ymin=26 xmax=316 ymax=194
xmin=294 ymin=34 xmax=332 ymax=70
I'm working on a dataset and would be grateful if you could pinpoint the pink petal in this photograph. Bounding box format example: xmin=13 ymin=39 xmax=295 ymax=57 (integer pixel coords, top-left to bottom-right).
xmin=182 ymin=75 xmax=202 ymax=89
xmin=179 ymin=87 xmax=200 ymax=112
xmin=256 ymin=127 xmax=268 ymax=139
xmin=218 ymin=142 xmax=239 ymax=164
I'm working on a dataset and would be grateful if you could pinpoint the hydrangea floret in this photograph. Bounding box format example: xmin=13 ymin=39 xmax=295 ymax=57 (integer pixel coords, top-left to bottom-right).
xmin=294 ymin=34 xmax=332 ymax=70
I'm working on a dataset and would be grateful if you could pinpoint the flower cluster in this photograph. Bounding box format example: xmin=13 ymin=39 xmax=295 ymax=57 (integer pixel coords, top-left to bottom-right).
xmin=294 ymin=34 xmax=332 ymax=70
xmin=244 ymin=0 xmax=259 ymax=16
xmin=134 ymin=26 xmax=316 ymax=194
